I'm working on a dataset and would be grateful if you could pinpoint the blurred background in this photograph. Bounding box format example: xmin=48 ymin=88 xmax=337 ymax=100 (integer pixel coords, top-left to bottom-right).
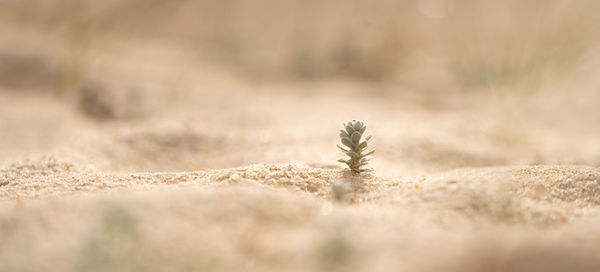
xmin=1 ymin=0 xmax=599 ymax=176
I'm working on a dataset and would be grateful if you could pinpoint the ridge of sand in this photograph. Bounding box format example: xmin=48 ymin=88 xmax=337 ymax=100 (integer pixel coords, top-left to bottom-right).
xmin=0 ymin=156 xmax=394 ymax=202
xmin=1 ymin=157 xmax=600 ymax=271
xmin=2 ymin=156 xmax=599 ymax=223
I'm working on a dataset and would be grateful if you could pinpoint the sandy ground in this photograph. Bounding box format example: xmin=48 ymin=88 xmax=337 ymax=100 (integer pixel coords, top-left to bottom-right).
xmin=1 ymin=15 xmax=600 ymax=272
xmin=1 ymin=75 xmax=600 ymax=272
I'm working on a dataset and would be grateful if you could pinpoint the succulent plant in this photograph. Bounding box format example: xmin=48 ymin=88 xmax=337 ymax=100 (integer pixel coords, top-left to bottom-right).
xmin=337 ymin=120 xmax=374 ymax=173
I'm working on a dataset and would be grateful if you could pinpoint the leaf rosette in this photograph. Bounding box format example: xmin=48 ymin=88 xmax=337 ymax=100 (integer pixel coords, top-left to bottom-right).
xmin=337 ymin=120 xmax=374 ymax=173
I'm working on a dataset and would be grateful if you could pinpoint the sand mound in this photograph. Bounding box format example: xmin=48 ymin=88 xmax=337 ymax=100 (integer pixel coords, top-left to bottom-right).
xmin=0 ymin=156 xmax=394 ymax=203
xmin=3 ymin=158 xmax=599 ymax=221
xmin=390 ymin=165 xmax=600 ymax=224
xmin=1 ymin=156 xmax=600 ymax=271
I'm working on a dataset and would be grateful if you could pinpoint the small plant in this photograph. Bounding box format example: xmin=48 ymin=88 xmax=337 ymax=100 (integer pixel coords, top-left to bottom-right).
xmin=337 ymin=120 xmax=374 ymax=173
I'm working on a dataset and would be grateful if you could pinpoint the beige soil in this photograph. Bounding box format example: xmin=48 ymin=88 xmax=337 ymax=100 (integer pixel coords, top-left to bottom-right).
xmin=1 ymin=9 xmax=600 ymax=271
xmin=2 ymin=75 xmax=600 ymax=271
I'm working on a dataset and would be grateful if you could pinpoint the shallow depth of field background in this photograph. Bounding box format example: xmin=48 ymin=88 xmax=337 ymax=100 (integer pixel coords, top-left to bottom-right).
xmin=1 ymin=1 xmax=600 ymax=272
xmin=2 ymin=0 xmax=599 ymax=98
xmin=1 ymin=0 xmax=600 ymax=173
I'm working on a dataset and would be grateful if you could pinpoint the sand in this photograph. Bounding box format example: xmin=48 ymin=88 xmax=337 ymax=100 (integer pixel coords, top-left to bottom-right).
xmin=2 ymin=8 xmax=600 ymax=270
xmin=1 ymin=71 xmax=600 ymax=272
xmin=1 ymin=82 xmax=600 ymax=272
xmin=2 ymin=157 xmax=600 ymax=272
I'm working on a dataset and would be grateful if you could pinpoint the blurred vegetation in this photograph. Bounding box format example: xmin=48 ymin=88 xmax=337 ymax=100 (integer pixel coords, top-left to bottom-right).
xmin=315 ymin=226 xmax=354 ymax=271
xmin=0 ymin=0 xmax=598 ymax=94
xmin=76 ymin=206 xmax=142 ymax=272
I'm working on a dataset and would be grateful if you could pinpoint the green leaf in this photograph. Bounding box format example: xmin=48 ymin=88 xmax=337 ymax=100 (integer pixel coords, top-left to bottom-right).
xmin=336 ymin=144 xmax=350 ymax=153
xmin=359 ymin=125 xmax=366 ymax=134
xmin=351 ymin=131 xmax=361 ymax=144
xmin=363 ymin=149 xmax=375 ymax=156
xmin=364 ymin=135 xmax=372 ymax=142
xmin=342 ymin=150 xmax=359 ymax=157
xmin=357 ymin=141 xmax=367 ymax=152
xmin=341 ymin=138 xmax=354 ymax=148
xmin=338 ymin=158 xmax=350 ymax=164
xmin=360 ymin=155 xmax=371 ymax=162
xmin=360 ymin=167 xmax=373 ymax=172
xmin=346 ymin=151 xmax=360 ymax=158
xmin=340 ymin=134 xmax=352 ymax=143
xmin=353 ymin=121 xmax=363 ymax=131
xmin=339 ymin=130 xmax=349 ymax=138
xmin=345 ymin=126 xmax=354 ymax=135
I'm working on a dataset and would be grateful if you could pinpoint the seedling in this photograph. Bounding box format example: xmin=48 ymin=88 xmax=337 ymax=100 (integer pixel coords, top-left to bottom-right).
xmin=337 ymin=120 xmax=374 ymax=173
